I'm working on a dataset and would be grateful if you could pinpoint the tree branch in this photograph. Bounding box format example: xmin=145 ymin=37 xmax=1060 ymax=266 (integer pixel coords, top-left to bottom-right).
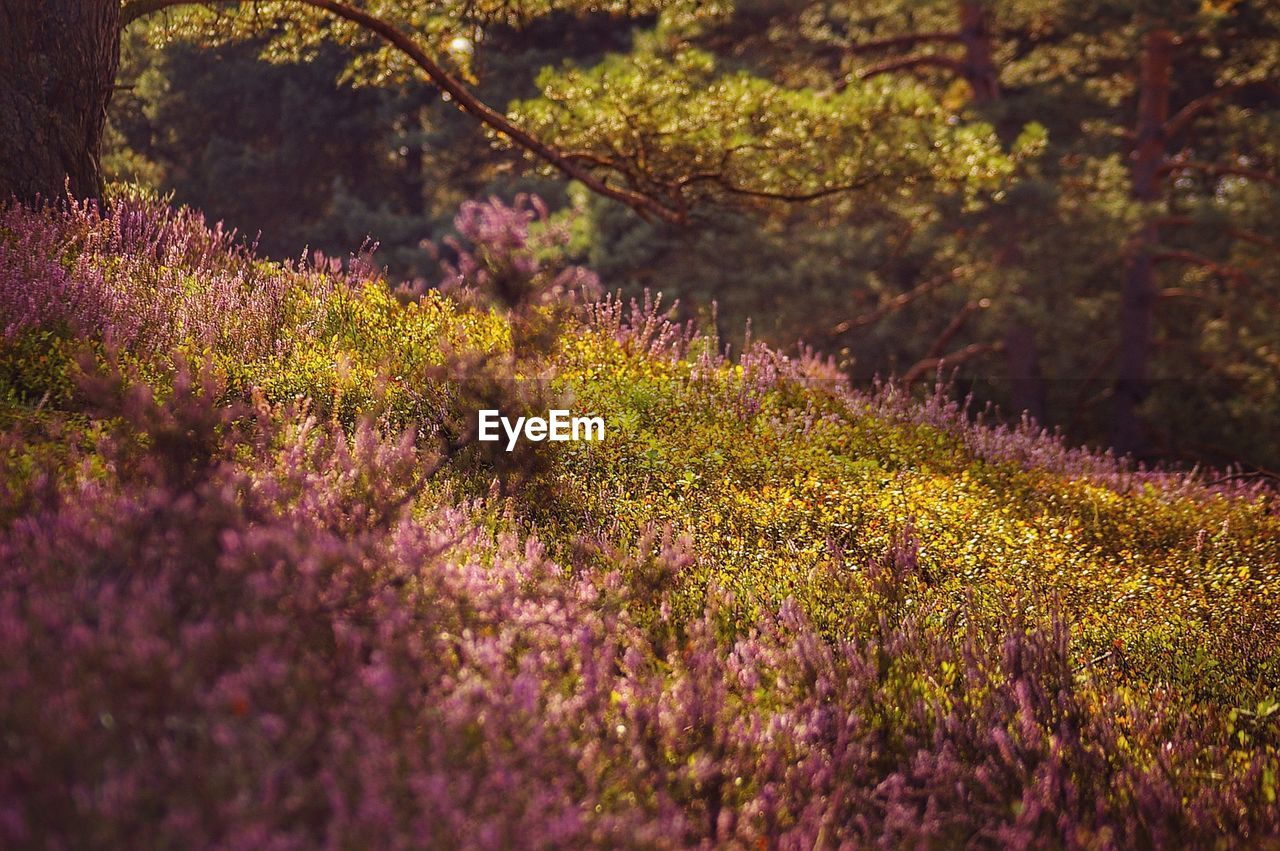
xmin=827 ymin=270 xmax=963 ymax=338
xmin=1159 ymin=159 xmax=1280 ymax=191
xmin=121 ymin=0 xmax=196 ymax=25
xmin=1164 ymin=79 xmax=1280 ymax=139
xmin=1157 ymin=250 xmax=1280 ymax=312
xmin=846 ymin=31 xmax=961 ymax=55
xmin=1153 ymin=249 xmax=1250 ymax=282
xmin=714 ymin=179 xmax=876 ymax=204
xmin=1158 ymin=287 xmax=1209 ymax=302
xmin=1157 ymin=215 xmax=1280 ymax=251
xmin=925 ymin=299 xmax=986 ymax=360
xmin=858 ymin=54 xmax=966 ymax=80
xmin=902 ymin=341 xmax=1002 ymax=389
xmin=121 ymin=0 xmax=686 ymax=224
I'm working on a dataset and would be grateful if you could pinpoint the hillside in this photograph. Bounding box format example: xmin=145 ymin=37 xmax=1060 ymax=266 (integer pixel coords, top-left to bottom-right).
xmin=2 ymin=196 xmax=1279 ymax=847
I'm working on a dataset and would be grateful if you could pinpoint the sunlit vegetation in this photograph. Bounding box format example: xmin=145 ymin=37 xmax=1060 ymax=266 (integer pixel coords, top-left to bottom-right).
xmin=2 ymin=196 xmax=1277 ymax=846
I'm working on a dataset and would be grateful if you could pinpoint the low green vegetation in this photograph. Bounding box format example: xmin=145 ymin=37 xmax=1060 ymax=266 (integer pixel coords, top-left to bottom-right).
xmin=2 ymin=196 xmax=1278 ymax=845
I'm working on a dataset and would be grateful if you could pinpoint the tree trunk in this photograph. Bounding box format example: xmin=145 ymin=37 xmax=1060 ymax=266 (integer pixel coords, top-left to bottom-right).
xmin=1113 ymin=27 xmax=1173 ymax=458
xmin=0 ymin=0 xmax=121 ymax=205
xmin=956 ymin=2 xmax=1047 ymax=422
xmin=992 ymin=236 xmax=1046 ymax=424
xmin=957 ymin=1 xmax=1000 ymax=105
xmin=1004 ymin=320 xmax=1046 ymax=424
xmin=400 ymin=102 xmax=429 ymax=218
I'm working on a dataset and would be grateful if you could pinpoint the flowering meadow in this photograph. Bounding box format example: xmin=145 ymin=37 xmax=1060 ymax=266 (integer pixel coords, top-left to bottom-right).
xmin=2 ymin=196 xmax=1279 ymax=848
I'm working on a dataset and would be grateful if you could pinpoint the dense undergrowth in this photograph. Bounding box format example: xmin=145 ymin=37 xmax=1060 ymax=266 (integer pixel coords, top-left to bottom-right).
xmin=2 ymin=196 xmax=1279 ymax=847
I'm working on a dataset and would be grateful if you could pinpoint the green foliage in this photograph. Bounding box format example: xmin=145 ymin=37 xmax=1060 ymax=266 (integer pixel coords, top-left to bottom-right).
xmin=112 ymin=0 xmax=1280 ymax=469
xmin=543 ymin=338 xmax=1280 ymax=705
xmin=22 ymin=195 xmax=1279 ymax=710
xmin=109 ymin=31 xmax=448 ymax=275
xmin=0 ymin=329 xmax=83 ymax=410
xmin=4 ymin=198 xmax=1280 ymax=841
xmin=513 ymin=43 xmax=1011 ymax=209
xmin=143 ymin=0 xmax=674 ymax=85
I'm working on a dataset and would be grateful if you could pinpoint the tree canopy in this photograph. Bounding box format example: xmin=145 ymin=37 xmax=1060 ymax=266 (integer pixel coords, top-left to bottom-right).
xmin=13 ymin=0 xmax=1278 ymax=466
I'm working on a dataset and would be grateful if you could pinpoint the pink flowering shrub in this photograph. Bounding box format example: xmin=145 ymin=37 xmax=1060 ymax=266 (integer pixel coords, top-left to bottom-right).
xmin=0 ymin=195 xmax=332 ymax=363
xmin=441 ymin=195 xmax=599 ymax=310
xmin=1 ymin=370 xmax=1275 ymax=848
xmin=0 ymin=202 xmax=109 ymax=343
xmin=2 ymin=196 xmax=1279 ymax=846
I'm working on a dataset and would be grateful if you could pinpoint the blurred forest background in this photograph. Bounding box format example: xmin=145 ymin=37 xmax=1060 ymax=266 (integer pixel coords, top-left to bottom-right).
xmin=101 ymin=0 xmax=1280 ymax=470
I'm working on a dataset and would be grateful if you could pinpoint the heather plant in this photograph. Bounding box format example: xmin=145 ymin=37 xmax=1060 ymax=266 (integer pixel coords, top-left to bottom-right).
xmin=2 ymin=197 xmax=1280 ymax=847
xmin=1 ymin=378 xmax=1276 ymax=846
xmin=0 ymin=196 xmax=296 ymax=359
xmin=549 ymin=304 xmax=1280 ymax=706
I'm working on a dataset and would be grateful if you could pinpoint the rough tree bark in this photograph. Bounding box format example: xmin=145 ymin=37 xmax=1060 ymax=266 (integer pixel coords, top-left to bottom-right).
xmin=1114 ymin=26 xmax=1174 ymax=458
xmin=0 ymin=0 xmax=122 ymax=204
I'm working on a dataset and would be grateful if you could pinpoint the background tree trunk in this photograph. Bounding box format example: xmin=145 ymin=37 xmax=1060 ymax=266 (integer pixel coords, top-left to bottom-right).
xmin=1113 ymin=27 xmax=1173 ymax=458
xmin=1003 ymin=317 xmax=1047 ymax=424
xmin=958 ymin=1 xmax=1000 ymax=105
xmin=0 ymin=0 xmax=121 ymax=204
xmin=955 ymin=2 xmax=1047 ymax=422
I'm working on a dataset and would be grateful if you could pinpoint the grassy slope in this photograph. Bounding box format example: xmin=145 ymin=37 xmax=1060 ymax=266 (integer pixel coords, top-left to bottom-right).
xmin=552 ymin=336 xmax=1280 ymax=706
xmin=4 ymin=199 xmax=1277 ymax=715
xmin=4 ymin=200 xmax=1280 ymax=846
